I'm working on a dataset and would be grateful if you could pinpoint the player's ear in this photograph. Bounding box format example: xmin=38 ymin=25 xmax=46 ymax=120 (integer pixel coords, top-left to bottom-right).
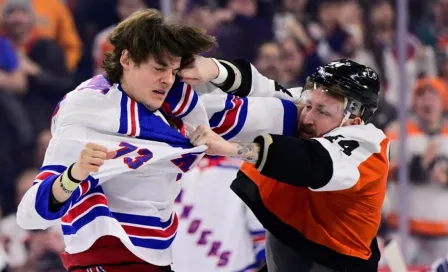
xmin=352 ymin=117 xmax=362 ymax=125
xmin=120 ymin=49 xmax=131 ymax=69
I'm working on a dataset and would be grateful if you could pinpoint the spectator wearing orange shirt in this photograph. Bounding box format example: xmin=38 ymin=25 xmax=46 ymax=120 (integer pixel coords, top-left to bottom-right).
xmin=385 ymin=77 xmax=448 ymax=265
xmin=2 ymin=0 xmax=74 ymax=134
xmin=0 ymin=0 xmax=82 ymax=71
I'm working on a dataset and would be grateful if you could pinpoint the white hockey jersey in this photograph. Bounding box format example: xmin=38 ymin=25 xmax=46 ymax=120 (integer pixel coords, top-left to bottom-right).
xmin=171 ymin=156 xmax=265 ymax=272
xmin=17 ymin=74 xmax=295 ymax=266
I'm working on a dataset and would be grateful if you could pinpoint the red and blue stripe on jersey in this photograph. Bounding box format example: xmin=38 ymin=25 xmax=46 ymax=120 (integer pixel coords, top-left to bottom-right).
xmin=33 ymin=165 xmax=179 ymax=250
xmin=162 ymin=77 xmax=198 ymax=119
xmin=117 ymin=79 xmax=194 ymax=149
xmin=209 ymin=95 xmax=248 ymax=140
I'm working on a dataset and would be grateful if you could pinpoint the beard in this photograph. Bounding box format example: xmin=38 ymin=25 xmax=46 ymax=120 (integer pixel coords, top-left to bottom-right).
xmin=296 ymin=124 xmax=317 ymax=138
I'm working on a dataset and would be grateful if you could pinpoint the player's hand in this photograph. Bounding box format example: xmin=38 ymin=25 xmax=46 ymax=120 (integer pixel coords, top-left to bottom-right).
xmin=71 ymin=143 xmax=116 ymax=181
xmin=178 ymin=56 xmax=219 ymax=86
xmin=188 ymin=125 xmax=235 ymax=156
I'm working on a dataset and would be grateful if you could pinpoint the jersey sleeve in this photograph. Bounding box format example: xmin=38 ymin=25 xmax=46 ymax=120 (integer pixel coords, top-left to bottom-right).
xmin=309 ymin=124 xmax=390 ymax=192
xmin=207 ymin=58 xmax=303 ymax=101
xmin=254 ymin=124 xmax=389 ymax=192
xmin=200 ymin=92 xmax=298 ymax=141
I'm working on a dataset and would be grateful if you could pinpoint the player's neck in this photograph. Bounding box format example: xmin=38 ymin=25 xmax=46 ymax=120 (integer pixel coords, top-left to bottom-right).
xmin=119 ymin=79 xmax=135 ymax=101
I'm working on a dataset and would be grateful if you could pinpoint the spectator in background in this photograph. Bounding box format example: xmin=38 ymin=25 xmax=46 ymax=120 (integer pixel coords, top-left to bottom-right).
xmin=92 ymin=0 xmax=147 ymax=75
xmin=34 ymin=128 xmax=51 ymax=167
xmin=384 ymin=77 xmax=448 ymax=265
xmin=414 ymin=0 xmax=448 ymax=53
xmin=298 ymin=0 xmax=361 ymax=80
xmin=277 ymin=0 xmax=309 ymax=24
xmin=2 ymin=0 xmax=74 ymax=135
xmin=213 ymin=0 xmax=274 ymax=62
xmin=278 ymin=37 xmax=306 ymax=87
xmin=437 ymin=53 xmax=448 ymax=110
xmin=273 ymin=0 xmax=312 ymax=47
xmin=253 ymin=42 xmax=282 ymax=83
xmin=368 ymin=95 xmax=397 ymax=131
xmin=0 ymin=168 xmax=65 ymax=271
xmin=0 ymin=0 xmax=82 ymax=72
xmin=178 ymin=2 xmax=235 ymax=43
xmin=0 ymin=35 xmax=25 ymax=93
xmin=0 ymin=34 xmax=32 ymax=216
xmin=0 ymin=168 xmax=38 ymax=270
xmin=357 ymin=0 xmax=437 ymax=108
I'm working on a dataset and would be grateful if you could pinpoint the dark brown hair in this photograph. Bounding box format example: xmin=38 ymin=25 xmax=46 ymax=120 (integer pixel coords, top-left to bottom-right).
xmin=103 ymin=9 xmax=217 ymax=83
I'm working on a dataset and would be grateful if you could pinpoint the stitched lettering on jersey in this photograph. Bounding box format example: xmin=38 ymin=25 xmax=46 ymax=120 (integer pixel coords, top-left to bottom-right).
xmin=175 ymin=189 xmax=232 ymax=267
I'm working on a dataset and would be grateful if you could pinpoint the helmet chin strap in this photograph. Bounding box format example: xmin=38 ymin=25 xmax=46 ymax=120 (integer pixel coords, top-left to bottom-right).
xmin=339 ymin=98 xmax=350 ymax=127
xmin=340 ymin=111 xmax=351 ymax=127
xmin=339 ymin=97 xmax=365 ymax=127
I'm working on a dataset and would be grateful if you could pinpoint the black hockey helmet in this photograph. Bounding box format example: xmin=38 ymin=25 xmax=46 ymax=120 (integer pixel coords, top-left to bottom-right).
xmin=309 ymin=59 xmax=380 ymax=122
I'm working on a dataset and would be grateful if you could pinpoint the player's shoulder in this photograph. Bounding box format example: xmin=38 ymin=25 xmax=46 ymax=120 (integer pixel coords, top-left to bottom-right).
xmin=64 ymin=74 xmax=118 ymax=106
xmin=73 ymin=74 xmax=115 ymax=95
xmin=324 ymin=123 xmax=389 ymax=154
xmin=54 ymin=75 xmax=121 ymax=128
xmin=326 ymin=123 xmax=386 ymax=142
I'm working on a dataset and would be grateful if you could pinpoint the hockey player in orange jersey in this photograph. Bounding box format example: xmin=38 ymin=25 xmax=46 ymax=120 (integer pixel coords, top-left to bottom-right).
xmin=183 ymin=58 xmax=389 ymax=271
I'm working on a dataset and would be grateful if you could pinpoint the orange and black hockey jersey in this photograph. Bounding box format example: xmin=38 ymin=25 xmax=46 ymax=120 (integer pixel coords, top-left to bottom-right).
xmin=231 ymin=123 xmax=390 ymax=270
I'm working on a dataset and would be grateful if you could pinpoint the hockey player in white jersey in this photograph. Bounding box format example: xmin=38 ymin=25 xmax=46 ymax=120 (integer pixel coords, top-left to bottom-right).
xmin=171 ymin=156 xmax=266 ymax=272
xmin=15 ymin=9 xmax=219 ymax=272
xmin=182 ymin=58 xmax=389 ymax=271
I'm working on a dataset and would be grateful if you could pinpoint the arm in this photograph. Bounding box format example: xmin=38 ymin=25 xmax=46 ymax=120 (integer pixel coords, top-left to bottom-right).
xmin=190 ymin=124 xmax=390 ymax=191
xmin=165 ymin=77 xmax=298 ymax=142
xmin=16 ymin=118 xmax=122 ymax=231
xmin=25 ymin=40 xmax=74 ymax=94
xmin=180 ymin=56 xmax=302 ymax=101
xmin=201 ymin=92 xmax=299 ymax=141
xmin=189 ymin=135 xmax=331 ymax=188
xmin=0 ymin=69 xmax=26 ymax=94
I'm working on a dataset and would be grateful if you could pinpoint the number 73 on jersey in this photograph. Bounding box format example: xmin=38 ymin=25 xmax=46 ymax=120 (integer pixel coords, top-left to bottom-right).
xmin=112 ymin=141 xmax=202 ymax=172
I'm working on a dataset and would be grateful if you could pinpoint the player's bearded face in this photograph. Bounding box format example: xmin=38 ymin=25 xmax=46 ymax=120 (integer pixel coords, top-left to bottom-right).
xmin=296 ymin=89 xmax=345 ymax=138
xmin=122 ymin=53 xmax=181 ymax=111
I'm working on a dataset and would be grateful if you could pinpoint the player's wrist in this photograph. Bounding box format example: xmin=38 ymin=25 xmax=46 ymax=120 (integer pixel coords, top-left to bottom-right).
xmin=223 ymin=142 xmax=240 ymax=157
xmin=60 ymin=163 xmax=83 ymax=194
xmin=70 ymin=162 xmax=89 ymax=182
xmin=210 ymin=58 xmax=228 ymax=85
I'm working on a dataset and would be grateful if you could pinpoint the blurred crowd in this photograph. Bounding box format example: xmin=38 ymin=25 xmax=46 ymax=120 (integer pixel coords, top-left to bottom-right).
xmin=0 ymin=0 xmax=447 ymax=271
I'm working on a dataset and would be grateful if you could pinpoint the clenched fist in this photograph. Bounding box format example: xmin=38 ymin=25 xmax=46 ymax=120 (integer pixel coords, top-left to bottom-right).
xmin=178 ymin=56 xmax=220 ymax=86
xmin=71 ymin=143 xmax=116 ymax=181
xmin=188 ymin=125 xmax=236 ymax=156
